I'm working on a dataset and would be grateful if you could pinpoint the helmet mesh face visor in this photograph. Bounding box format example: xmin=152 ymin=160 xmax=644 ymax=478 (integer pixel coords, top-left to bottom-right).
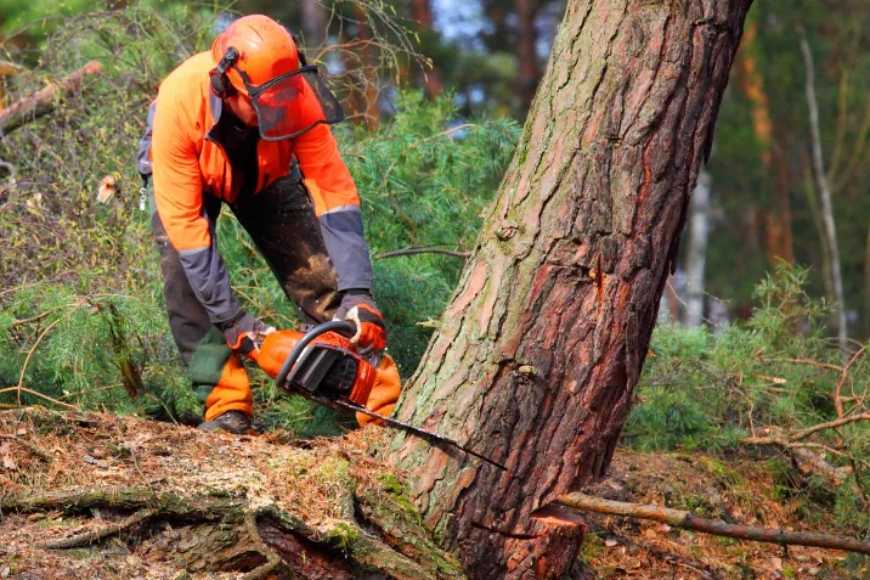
xmin=248 ymin=66 xmax=344 ymax=141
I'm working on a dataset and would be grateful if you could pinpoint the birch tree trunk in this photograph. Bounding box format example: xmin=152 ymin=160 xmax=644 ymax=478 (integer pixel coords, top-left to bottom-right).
xmin=684 ymin=166 xmax=712 ymax=328
xmin=385 ymin=1 xmax=754 ymax=579
xmin=801 ymin=36 xmax=849 ymax=352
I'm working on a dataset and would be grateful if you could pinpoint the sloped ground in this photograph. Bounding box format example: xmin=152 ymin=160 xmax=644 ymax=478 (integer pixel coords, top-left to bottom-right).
xmin=1 ymin=410 xmax=868 ymax=579
xmin=581 ymin=452 xmax=869 ymax=580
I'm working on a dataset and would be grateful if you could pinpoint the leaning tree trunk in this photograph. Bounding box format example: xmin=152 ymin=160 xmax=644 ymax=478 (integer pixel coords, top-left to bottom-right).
xmin=385 ymin=1 xmax=753 ymax=579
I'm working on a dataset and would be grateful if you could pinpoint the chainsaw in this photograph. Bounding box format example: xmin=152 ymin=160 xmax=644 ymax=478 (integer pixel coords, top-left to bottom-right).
xmin=256 ymin=320 xmax=505 ymax=470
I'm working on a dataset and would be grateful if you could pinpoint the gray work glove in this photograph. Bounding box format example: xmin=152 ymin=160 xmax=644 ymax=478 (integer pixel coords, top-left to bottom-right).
xmin=334 ymin=291 xmax=386 ymax=352
xmin=218 ymin=312 xmax=275 ymax=357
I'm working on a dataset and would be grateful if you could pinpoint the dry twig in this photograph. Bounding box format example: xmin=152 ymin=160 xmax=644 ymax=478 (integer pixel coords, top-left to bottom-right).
xmin=374 ymin=247 xmax=471 ymax=260
xmin=740 ymin=414 xmax=870 ymax=447
xmin=13 ymin=318 xmax=62 ymax=406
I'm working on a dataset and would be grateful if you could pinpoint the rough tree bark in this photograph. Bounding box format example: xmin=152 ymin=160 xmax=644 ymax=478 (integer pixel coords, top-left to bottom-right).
xmin=385 ymin=1 xmax=754 ymax=579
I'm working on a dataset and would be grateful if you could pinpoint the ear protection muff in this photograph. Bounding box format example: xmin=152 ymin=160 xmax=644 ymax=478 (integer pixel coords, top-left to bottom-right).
xmin=210 ymin=46 xmax=240 ymax=98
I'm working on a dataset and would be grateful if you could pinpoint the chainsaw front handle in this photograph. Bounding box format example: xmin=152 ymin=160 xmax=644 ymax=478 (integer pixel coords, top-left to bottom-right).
xmin=274 ymin=320 xmax=356 ymax=388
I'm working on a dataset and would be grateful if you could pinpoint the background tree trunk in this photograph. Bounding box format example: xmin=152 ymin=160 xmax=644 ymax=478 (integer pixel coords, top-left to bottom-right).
xmin=515 ymin=0 xmax=539 ymax=112
xmin=802 ymin=36 xmax=849 ymax=352
xmin=300 ymin=0 xmax=329 ymax=49
xmin=734 ymin=23 xmax=794 ymax=266
xmin=684 ymin=166 xmax=712 ymax=328
xmin=386 ymin=1 xmax=754 ymax=579
xmin=412 ymin=0 xmax=443 ymax=97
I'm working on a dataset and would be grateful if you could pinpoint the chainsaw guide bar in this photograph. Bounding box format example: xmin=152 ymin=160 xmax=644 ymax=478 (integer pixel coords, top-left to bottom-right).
xmin=274 ymin=320 xmax=507 ymax=471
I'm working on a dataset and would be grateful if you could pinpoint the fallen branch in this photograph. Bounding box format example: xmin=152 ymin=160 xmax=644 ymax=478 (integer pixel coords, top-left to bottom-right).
xmin=790 ymin=447 xmax=851 ymax=486
xmin=554 ymin=492 xmax=870 ymax=556
xmin=0 ymin=61 xmax=24 ymax=76
xmin=374 ymin=247 xmax=471 ymax=260
xmin=0 ymin=61 xmax=103 ymax=135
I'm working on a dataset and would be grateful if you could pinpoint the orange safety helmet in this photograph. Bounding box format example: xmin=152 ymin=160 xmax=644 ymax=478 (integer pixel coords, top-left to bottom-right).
xmin=211 ymin=15 xmax=299 ymax=96
xmin=209 ymin=14 xmax=345 ymax=141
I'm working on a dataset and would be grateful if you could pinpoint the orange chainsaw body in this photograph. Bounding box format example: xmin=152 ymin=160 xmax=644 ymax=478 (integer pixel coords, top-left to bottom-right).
xmin=256 ymin=329 xmax=376 ymax=406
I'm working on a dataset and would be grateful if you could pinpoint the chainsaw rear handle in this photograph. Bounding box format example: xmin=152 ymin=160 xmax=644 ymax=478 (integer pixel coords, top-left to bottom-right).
xmin=274 ymin=320 xmax=356 ymax=388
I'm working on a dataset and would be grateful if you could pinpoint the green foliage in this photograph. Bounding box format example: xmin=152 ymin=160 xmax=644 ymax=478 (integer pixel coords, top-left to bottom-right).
xmin=0 ymin=7 xmax=518 ymax=433
xmin=344 ymin=92 xmax=518 ymax=370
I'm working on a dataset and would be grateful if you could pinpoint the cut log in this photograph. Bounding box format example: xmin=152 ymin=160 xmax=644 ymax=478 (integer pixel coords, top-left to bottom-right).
xmin=0 ymin=61 xmax=103 ymax=135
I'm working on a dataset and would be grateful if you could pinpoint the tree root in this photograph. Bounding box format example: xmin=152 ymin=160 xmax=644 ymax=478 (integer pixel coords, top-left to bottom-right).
xmin=38 ymin=508 xmax=156 ymax=549
xmin=241 ymin=513 xmax=284 ymax=580
xmin=2 ymin=485 xmax=467 ymax=580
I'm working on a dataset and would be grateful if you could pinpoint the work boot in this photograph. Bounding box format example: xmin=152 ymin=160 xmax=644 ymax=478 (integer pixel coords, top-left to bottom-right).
xmin=197 ymin=411 xmax=251 ymax=434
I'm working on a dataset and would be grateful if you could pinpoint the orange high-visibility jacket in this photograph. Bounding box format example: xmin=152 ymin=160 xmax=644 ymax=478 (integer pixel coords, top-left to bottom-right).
xmin=137 ymin=52 xmax=372 ymax=324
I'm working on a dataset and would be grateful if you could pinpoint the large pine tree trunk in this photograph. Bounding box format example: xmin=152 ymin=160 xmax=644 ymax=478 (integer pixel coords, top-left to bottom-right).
xmin=385 ymin=1 xmax=753 ymax=579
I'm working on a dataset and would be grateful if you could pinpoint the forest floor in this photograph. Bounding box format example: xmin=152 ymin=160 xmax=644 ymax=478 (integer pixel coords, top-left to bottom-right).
xmin=0 ymin=409 xmax=867 ymax=580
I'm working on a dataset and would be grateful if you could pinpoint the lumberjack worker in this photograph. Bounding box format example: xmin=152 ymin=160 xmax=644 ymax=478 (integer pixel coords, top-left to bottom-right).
xmin=137 ymin=14 xmax=401 ymax=433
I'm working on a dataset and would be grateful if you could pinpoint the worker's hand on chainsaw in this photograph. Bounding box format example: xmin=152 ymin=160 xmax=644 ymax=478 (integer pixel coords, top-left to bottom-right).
xmin=335 ymin=291 xmax=387 ymax=353
xmin=218 ymin=312 xmax=275 ymax=360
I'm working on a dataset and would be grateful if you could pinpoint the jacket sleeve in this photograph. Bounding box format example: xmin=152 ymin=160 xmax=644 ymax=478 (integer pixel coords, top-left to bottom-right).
xmin=294 ymin=122 xmax=373 ymax=292
xmin=150 ymin=88 xmax=240 ymax=324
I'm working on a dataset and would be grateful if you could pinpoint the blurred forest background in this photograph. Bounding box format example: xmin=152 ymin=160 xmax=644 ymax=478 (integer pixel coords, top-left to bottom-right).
xmin=4 ymin=1 xmax=870 ymax=570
